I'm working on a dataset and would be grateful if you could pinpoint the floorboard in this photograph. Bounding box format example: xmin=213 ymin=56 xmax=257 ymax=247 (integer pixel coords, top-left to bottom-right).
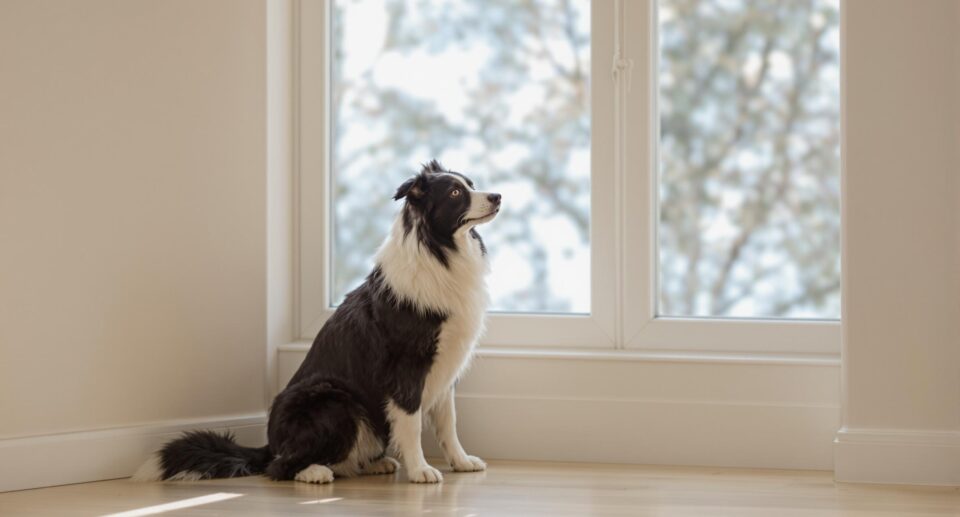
xmin=2 ymin=460 xmax=959 ymax=516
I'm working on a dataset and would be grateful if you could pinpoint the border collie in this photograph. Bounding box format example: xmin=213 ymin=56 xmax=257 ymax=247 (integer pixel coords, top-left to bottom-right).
xmin=134 ymin=160 xmax=500 ymax=484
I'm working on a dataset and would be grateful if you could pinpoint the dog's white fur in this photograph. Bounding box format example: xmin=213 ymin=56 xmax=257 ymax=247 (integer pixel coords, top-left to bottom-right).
xmin=360 ymin=456 xmax=400 ymax=475
xmin=131 ymin=453 xmax=164 ymax=482
xmin=429 ymin=387 xmax=487 ymax=472
xmin=294 ymin=464 xmax=334 ymax=484
xmin=386 ymin=401 xmax=444 ymax=483
xmin=375 ymin=185 xmax=494 ymax=482
xmin=329 ymin=421 xmax=385 ymax=477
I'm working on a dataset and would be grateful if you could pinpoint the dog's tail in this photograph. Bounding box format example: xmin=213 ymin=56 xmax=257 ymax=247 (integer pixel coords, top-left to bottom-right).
xmin=131 ymin=430 xmax=271 ymax=482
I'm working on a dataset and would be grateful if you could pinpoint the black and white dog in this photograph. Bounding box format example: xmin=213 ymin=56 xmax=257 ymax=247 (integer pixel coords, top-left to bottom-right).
xmin=134 ymin=161 xmax=500 ymax=484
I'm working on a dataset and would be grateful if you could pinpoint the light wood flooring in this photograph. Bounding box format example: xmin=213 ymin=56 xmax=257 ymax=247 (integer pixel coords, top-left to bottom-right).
xmin=2 ymin=460 xmax=959 ymax=516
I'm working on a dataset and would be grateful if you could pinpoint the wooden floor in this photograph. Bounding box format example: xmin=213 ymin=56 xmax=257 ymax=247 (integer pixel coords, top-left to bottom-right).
xmin=2 ymin=460 xmax=959 ymax=516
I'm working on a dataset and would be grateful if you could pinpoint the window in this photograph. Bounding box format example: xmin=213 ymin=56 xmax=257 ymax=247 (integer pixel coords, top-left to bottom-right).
xmin=656 ymin=0 xmax=841 ymax=319
xmin=329 ymin=0 xmax=592 ymax=314
xmin=297 ymin=0 xmax=840 ymax=354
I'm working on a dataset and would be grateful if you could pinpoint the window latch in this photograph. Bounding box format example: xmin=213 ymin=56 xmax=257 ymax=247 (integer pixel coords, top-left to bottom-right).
xmin=612 ymin=53 xmax=635 ymax=92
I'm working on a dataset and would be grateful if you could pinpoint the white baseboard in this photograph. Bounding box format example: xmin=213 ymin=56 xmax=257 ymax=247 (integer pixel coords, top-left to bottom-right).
xmin=834 ymin=428 xmax=960 ymax=486
xmin=0 ymin=413 xmax=267 ymax=493
xmin=424 ymin=394 xmax=838 ymax=470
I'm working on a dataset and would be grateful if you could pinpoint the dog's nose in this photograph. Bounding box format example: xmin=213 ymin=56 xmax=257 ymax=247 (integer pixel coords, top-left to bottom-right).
xmin=487 ymin=193 xmax=502 ymax=205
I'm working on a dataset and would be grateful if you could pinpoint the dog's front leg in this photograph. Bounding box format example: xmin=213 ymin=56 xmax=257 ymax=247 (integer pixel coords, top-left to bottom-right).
xmin=387 ymin=400 xmax=443 ymax=483
xmin=429 ymin=387 xmax=487 ymax=472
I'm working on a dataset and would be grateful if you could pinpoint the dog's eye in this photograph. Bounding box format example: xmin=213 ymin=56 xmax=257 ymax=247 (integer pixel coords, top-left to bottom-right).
xmin=451 ymin=189 xmax=461 ymax=198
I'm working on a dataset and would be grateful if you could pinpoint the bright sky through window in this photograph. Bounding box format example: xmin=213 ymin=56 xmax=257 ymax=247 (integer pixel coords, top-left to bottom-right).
xmin=657 ymin=0 xmax=841 ymax=319
xmin=330 ymin=0 xmax=591 ymax=313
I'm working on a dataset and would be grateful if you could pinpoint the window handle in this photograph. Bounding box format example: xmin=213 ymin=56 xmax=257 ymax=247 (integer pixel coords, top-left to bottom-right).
xmin=612 ymin=54 xmax=635 ymax=92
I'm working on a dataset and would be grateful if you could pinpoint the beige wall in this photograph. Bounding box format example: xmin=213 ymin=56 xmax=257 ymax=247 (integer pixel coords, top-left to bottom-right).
xmin=0 ymin=1 xmax=268 ymax=438
xmin=842 ymin=0 xmax=960 ymax=433
xmin=836 ymin=0 xmax=960 ymax=485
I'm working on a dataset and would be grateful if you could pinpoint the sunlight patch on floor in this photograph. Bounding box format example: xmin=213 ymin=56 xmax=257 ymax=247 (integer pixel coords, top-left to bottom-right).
xmin=299 ymin=496 xmax=343 ymax=505
xmin=100 ymin=492 xmax=244 ymax=517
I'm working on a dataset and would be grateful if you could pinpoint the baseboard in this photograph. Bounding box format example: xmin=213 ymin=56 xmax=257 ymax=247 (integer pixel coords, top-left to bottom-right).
xmin=423 ymin=394 xmax=838 ymax=470
xmin=834 ymin=428 xmax=960 ymax=486
xmin=0 ymin=413 xmax=267 ymax=493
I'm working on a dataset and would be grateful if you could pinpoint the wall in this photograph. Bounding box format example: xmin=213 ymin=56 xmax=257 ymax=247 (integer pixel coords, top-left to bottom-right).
xmin=266 ymin=0 xmax=294 ymax=414
xmin=835 ymin=0 xmax=960 ymax=486
xmin=0 ymin=0 xmax=269 ymax=491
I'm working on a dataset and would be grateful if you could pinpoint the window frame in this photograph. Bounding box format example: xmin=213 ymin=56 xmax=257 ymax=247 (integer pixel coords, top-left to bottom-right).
xmin=622 ymin=1 xmax=840 ymax=355
xmin=295 ymin=0 xmax=841 ymax=356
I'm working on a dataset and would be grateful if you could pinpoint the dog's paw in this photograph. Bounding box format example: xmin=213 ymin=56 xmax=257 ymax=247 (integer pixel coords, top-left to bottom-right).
xmin=363 ymin=456 xmax=400 ymax=475
xmin=451 ymin=455 xmax=487 ymax=472
xmin=407 ymin=464 xmax=443 ymax=483
xmin=294 ymin=464 xmax=334 ymax=484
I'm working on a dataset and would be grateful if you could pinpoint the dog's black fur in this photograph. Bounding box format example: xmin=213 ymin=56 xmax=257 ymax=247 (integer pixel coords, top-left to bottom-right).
xmin=149 ymin=161 xmax=498 ymax=482
xmin=154 ymin=431 xmax=271 ymax=480
xmin=264 ymin=266 xmax=446 ymax=479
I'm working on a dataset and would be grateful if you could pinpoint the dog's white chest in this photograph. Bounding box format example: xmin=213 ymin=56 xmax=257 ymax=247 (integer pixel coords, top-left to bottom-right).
xmin=421 ymin=310 xmax=483 ymax=410
xmin=419 ymin=236 xmax=488 ymax=409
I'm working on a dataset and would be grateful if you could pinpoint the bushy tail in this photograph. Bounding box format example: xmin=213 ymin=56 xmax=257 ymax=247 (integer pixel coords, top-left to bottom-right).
xmin=132 ymin=430 xmax=271 ymax=481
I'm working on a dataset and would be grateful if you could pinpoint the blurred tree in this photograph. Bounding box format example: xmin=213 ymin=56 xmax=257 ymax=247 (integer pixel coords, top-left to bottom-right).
xmin=329 ymin=0 xmax=840 ymax=319
xmin=331 ymin=0 xmax=590 ymax=312
xmin=658 ymin=0 xmax=840 ymax=318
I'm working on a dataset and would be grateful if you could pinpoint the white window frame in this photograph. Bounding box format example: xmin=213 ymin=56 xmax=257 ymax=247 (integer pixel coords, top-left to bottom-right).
xmin=295 ymin=0 xmax=841 ymax=356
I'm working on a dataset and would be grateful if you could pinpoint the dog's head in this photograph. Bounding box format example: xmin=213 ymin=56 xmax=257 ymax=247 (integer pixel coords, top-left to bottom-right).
xmin=393 ymin=160 xmax=501 ymax=238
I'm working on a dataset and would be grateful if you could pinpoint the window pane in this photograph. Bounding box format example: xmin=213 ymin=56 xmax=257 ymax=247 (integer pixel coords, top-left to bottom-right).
xmin=330 ymin=0 xmax=591 ymax=313
xmin=657 ymin=0 xmax=840 ymax=319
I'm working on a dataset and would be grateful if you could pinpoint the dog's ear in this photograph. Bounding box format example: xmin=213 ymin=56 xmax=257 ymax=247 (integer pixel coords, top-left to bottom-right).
xmin=394 ymin=174 xmax=426 ymax=201
xmin=422 ymin=159 xmax=445 ymax=174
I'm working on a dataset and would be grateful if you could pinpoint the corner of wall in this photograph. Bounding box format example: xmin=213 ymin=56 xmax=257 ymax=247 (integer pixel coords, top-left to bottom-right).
xmin=266 ymin=0 xmax=296 ymax=407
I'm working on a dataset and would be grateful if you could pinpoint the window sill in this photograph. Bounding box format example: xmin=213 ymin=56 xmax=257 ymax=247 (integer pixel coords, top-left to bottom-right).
xmin=277 ymin=342 xmax=839 ymax=367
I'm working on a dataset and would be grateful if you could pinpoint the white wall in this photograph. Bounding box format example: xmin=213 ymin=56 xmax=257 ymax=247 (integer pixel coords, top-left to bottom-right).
xmin=835 ymin=0 xmax=960 ymax=486
xmin=0 ymin=0 xmax=268 ymax=451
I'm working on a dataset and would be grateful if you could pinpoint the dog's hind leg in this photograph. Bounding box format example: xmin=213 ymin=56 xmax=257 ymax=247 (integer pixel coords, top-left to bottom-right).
xmin=264 ymin=375 xmax=364 ymax=483
xmin=359 ymin=456 xmax=400 ymax=475
xmin=328 ymin=420 xmax=388 ymax=477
